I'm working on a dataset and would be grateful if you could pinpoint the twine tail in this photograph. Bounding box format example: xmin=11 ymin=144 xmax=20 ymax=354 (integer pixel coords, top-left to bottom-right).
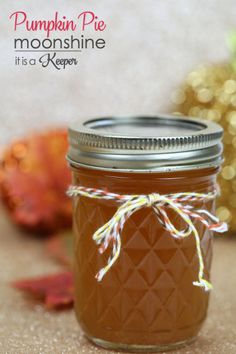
xmin=191 ymin=223 xmax=213 ymax=291
xmin=184 ymin=208 xmax=228 ymax=291
xmin=93 ymin=196 xmax=147 ymax=281
xmin=95 ymin=234 xmax=122 ymax=282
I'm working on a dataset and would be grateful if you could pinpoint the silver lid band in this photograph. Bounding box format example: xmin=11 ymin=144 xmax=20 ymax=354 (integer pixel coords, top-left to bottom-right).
xmin=67 ymin=115 xmax=223 ymax=172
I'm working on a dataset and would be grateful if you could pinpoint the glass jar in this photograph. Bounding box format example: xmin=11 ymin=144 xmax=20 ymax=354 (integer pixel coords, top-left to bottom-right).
xmin=67 ymin=116 xmax=224 ymax=352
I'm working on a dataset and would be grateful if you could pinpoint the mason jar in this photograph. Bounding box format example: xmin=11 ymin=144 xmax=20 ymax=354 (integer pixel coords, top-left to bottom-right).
xmin=67 ymin=115 xmax=224 ymax=352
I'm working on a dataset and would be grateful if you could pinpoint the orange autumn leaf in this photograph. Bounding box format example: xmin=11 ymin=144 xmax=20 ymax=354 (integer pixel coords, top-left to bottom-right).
xmin=0 ymin=129 xmax=72 ymax=234
xmin=11 ymin=271 xmax=74 ymax=309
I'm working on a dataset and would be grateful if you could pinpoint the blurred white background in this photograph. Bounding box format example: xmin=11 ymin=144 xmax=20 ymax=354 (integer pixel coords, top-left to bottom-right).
xmin=1 ymin=0 xmax=236 ymax=144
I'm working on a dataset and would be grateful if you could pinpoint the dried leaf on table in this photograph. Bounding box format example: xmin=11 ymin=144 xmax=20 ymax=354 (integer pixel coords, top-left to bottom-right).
xmin=11 ymin=271 xmax=74 ymax=309
xmin=0 ymin=129 xmax=72 ymax=234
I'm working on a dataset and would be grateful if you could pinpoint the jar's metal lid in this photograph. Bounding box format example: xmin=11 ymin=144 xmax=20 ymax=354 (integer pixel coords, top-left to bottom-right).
xmin=67 ymin=115 xmax=223 ymax=172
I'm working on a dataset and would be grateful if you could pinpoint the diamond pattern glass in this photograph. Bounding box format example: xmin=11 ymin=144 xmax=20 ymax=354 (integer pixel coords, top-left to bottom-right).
xmin=72 ymin=167 xmax=216 ymax=349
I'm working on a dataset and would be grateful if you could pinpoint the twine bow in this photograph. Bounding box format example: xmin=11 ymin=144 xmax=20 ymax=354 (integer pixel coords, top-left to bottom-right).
xmin=67 ymin=186 xmax=228 ymax=291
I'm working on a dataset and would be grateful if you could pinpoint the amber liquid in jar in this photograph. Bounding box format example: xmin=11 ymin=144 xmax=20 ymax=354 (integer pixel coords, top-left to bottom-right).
xmin=71 ymin=166 xmax=217 ymax=352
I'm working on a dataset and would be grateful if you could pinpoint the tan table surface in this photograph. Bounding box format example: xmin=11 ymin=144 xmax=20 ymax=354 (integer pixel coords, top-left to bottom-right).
xmin=0 ymin=206 xmax=236 ymax=354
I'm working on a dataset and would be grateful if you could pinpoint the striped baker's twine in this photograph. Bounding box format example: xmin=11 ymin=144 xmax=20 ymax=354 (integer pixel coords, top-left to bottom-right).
xmin=67 ymin=186 xmax=228 ymax=291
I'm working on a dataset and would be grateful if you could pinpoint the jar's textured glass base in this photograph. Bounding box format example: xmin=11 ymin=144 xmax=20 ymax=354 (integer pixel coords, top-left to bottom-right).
xmin=88 ymin=335 xmax=196 ymax=353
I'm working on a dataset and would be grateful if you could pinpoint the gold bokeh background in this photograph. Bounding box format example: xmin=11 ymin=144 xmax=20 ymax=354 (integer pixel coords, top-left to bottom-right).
xmin=172 ymin=64 xmax=236 ymax=231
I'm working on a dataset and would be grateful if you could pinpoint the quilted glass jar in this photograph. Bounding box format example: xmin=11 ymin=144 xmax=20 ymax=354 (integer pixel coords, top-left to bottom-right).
xmin=67 ymin=116 xmax=223 ymax=352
